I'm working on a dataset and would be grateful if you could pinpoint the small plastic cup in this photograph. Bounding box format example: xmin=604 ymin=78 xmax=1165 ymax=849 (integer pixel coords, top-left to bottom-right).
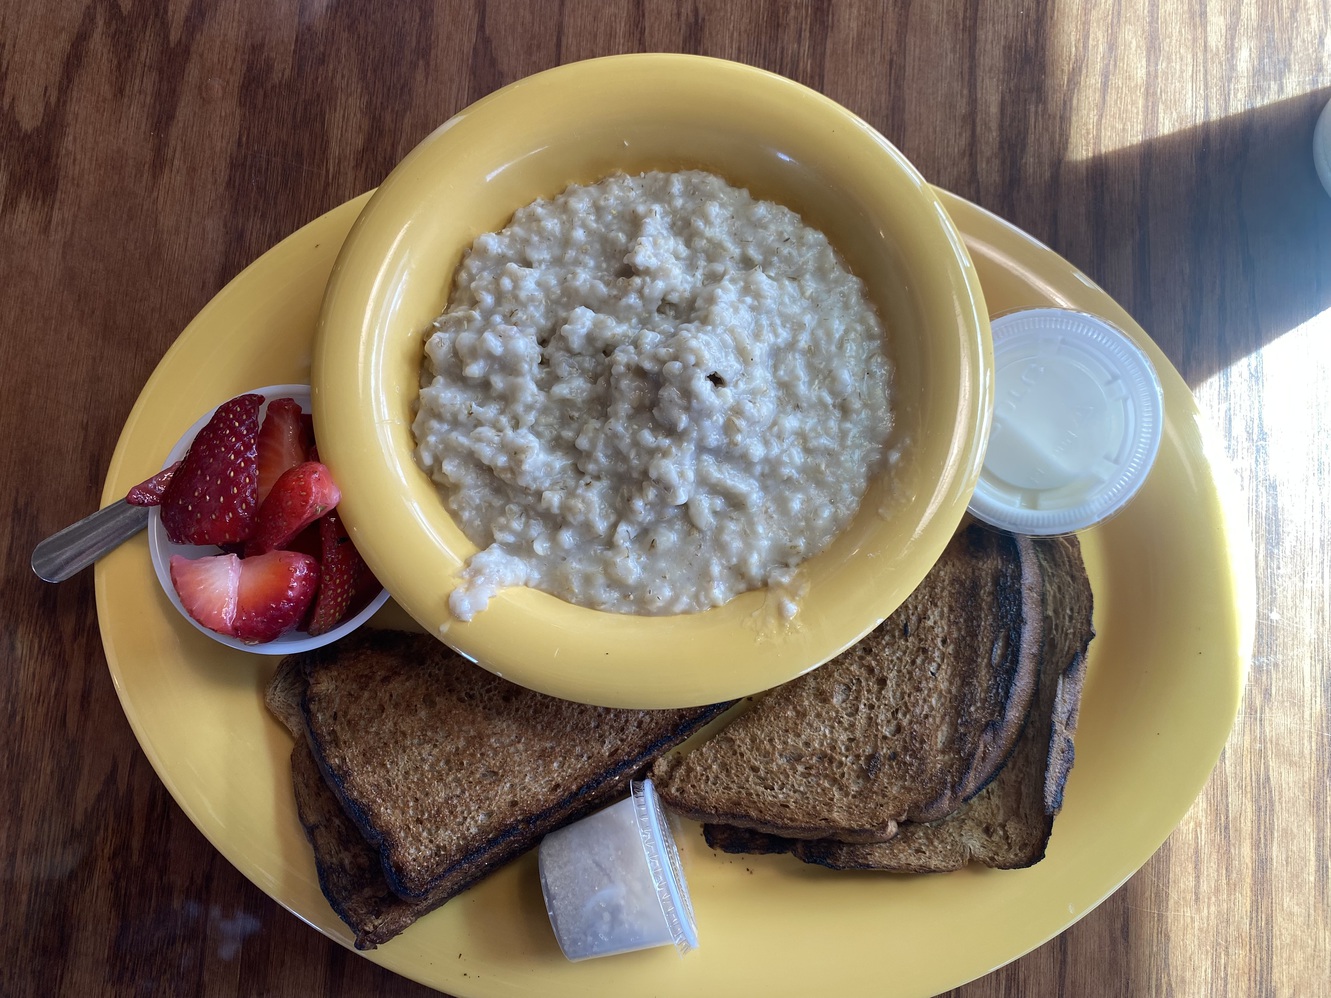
xmin=967 ymin=308 xmax=1164 ymax=535
xmin=538 ymin=778 xmax=698 ymax=961
xmin=146 ymin=385 xmax=390 ymax=654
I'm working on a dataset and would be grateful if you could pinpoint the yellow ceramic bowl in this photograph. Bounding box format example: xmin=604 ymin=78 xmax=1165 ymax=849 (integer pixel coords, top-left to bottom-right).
xmin=314 ymin=55 xmax=991 ymax=708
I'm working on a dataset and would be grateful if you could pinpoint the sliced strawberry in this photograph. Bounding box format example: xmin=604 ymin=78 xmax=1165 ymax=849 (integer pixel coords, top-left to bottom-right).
xmin=246 ymin=461 xmax=341 ymax=556
xmin=233 ymin=550 xmax=320 ymax=644
xmin=169 ymin=553 xmax=241 ymax=637
xmin=306 ymin=512 xmax=355 ymax=636
xmin=347 ymin=552 xmax=384 ymax=617
xmin=160 ymin=393 xmax=263 ymax=545
xmin=283 ymin=520 xmax=324 ymax=561
xmin=256 ymin=398 xmax=310 ymax=505
xmin=126 ymin=461 xmax=181 ymax=506
xmin=306 ymin=509 xmax=371 ymax=635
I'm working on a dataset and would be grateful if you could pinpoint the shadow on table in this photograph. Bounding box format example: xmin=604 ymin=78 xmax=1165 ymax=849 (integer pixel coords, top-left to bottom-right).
xmin=1052 ymin=88 xmax=1331 ymax=390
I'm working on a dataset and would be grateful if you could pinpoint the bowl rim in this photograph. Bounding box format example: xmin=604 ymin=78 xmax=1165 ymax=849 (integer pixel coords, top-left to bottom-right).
xmin=314 ymin=54 xmax=991 ymax=707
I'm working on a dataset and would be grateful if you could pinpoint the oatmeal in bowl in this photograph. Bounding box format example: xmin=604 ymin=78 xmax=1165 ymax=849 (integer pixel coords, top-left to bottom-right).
xmin=314 ymin=55 xmax=992 ymax=708
xmin=413 ymin=170 xmax=894 ymax=622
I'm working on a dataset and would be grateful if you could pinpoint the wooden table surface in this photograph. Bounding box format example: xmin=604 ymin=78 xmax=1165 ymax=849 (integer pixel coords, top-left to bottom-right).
xmin=4 ymin=2 xmax=1328 ymax=995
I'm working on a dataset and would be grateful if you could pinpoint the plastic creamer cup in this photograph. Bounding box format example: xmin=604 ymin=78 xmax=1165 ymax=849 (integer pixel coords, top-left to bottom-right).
xmin=538 ymin=778 xmax=698 ymax=961
xmin=967 ymin=308 xmax=1165 ymax=535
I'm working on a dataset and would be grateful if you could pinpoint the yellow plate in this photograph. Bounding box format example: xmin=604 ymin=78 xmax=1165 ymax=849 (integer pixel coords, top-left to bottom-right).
xmin=96 ymin=190 xmax=1253 ymax=998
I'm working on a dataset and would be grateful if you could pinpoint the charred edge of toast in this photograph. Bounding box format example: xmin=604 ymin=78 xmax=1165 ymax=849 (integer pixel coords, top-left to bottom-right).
xmin=966 ymin=534 xmax=1045 ymax=795
xmin=302 ymin=681 xmax=736 ymax=904
xmin=703 ymin=822 xmax=801 ymax=856
xmin=1045 ymin=647 xmax=1087 ymax=814
xmin=702 ymin=819 xmax=974 ymax=872
xmin=1032 ymin=532 xmax=1094 ymax=818
xmin=289 ymin=742 xmax=425 ymax=949
xmin=911 ymin=531 xmax=1044 ymax=822
xmin=274 ymin=666 xmax=427 ymax=944
xmin=806 ymin=802 xmax=1054 ymax=872
xmin=700 ymin=779 xmax=1056 ymax=873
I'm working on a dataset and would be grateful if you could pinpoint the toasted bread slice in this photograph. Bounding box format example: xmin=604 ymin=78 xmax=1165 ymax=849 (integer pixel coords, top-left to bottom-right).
xmin=270 ymin=629 xmax=732 ymax=947
xmin=702 ymin=532 xmax=1094 ymax=871
xmin=651 ymin=525 xmax=1043 ymax=841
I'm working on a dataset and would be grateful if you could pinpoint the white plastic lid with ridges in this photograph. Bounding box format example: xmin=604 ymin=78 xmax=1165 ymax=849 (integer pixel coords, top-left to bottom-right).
xmin=632 ymin=778 xmax=698 ymax=954
xmin=967 ymin=308 xmax=1164 ymax=535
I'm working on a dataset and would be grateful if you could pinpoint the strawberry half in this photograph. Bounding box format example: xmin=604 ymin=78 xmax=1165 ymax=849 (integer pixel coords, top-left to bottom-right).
xmin=246 ymin=461 xmax=341 ymax=556
xmin=283 ymin=519 xmax=324 ymax=561
xmin=233 ymin=550 xmax=320 ymax=644
xmin=125 ymin=461 xmax=181 ymax=507
xmin=169 ymin=553 xmax=241 ymax=636
xmin=256 ymin=398 xmax=310 ymax=505
xmin=306 ymin=508 xmax=373 ymax=636
xmin=160 ymin=393 xmax=263 ymax=545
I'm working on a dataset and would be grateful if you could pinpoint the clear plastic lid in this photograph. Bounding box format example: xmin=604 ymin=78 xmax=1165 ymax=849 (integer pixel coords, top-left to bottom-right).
xmin=632 ymin=779 xmax=698 ymax=954
xmin=967 ymin=308 xmax=1164 ymax=535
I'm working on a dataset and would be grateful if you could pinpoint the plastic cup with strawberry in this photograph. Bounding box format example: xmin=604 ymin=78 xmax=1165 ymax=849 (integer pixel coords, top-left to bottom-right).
xmin=137 ymin=385 xmax=389 ymax=654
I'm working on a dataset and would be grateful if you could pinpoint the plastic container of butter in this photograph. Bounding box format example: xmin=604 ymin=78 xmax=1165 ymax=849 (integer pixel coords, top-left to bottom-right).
xmin=538 ymin=778 xmax=698 ymax=961
xmin=967 ymin=307 xmax=1164 ymax=535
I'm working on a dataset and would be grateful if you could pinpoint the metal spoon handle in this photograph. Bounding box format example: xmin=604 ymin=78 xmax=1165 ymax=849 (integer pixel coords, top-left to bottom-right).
xmin=31 ymin=499 xmax=152 ymax=582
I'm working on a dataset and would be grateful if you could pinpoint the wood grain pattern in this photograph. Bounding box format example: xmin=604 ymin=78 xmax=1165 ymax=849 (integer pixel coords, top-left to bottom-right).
xmin=3 ymin=0 xmax=1328 ymax=995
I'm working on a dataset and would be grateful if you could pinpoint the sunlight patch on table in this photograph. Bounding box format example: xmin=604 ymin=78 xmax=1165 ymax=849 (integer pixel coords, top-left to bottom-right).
xmin=1050 ymin=0 xmax=1331 ymax=161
